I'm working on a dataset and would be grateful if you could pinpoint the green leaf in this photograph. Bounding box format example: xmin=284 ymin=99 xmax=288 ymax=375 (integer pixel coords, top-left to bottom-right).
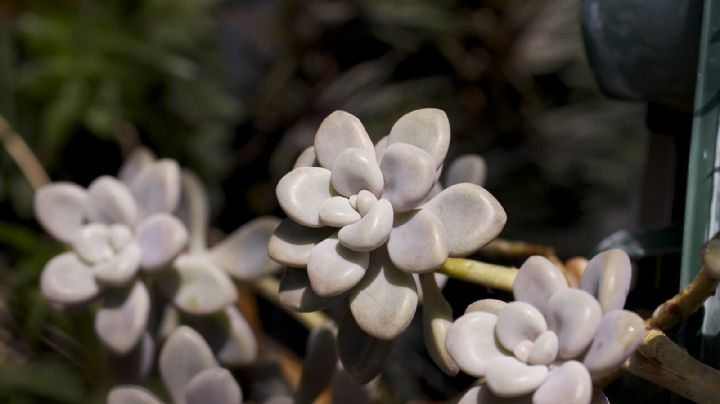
xmin=0 ymin=361 xmax=87 ymax=403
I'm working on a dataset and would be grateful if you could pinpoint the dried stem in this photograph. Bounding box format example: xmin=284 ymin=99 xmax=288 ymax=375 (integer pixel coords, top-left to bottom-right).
xmin=251 ymin=276 xmax=332 ymax=330
xmin=0 ymin=115 xmax=49 ymax=190
xmin=647 ymin=237 xmax=720 ymax=330
xmin=439 ymin=258 xmax=517 ymax=292
xmin=625 ymin=329 xmax=720 ymax=403
xmin=482 ymin=238 xmax=566 ymax=273
xmin=482 ymin=238 xmax=558 ymax=259
xmin=646 ymin=266 xmax=718 ymax=330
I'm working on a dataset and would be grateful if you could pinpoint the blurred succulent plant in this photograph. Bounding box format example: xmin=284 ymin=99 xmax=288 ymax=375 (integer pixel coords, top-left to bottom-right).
xmin=268 ymin=108 xmax=506 ymax=381
xmin=108 ymin=325 xmax=243 ymax=404
xmin=263 ymin=324 xmax=341 ymax=404
xmin=446 ymin=249 xmax=645 ymax=404
xmin=33 ymin=147 xmax=281 ymax=372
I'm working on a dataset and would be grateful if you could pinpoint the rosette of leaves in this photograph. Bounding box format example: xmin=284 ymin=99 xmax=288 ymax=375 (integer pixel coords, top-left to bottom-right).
xmin=34 ymin=147 xmax=281 ymax=373
xmin=446 ymin=249 xmax=645 ymax=404
xmin=268 ymin=109 xmax=506 ymax=381
xmin=108 ymin=326 xmax=243 ymax=404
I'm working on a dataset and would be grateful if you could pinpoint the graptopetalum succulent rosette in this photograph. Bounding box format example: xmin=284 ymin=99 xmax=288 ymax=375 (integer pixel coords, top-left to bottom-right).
xmin=447 ymin=249 xmax=645 ymax=404
xmin=268 ymin=108 xmax=507 ymax=381
xmin=108 ymin=326 xmax=243 ymax=404
xmin=34 ymin=148 xmax=281 ymax=388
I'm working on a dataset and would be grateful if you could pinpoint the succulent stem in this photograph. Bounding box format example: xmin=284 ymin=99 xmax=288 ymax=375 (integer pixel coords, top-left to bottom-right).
xmin=438 ymin=258 xmax=517 ymax=292
xmin=0 ymin=115 xmax=50 ymax=190
xmin=251 ymin=277 xmax=333 ymax=330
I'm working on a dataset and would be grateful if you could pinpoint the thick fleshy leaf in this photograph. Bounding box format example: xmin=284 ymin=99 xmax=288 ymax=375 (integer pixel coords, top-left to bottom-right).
xmin=157 ymin=304 xmax=181 ymax=342
xmin=356 ymin=190 xmax=377 ymax=216
xmin=445 ymin=154 xmax=487 ymax=187
xmin=338 ymin=199 xmax=393 ymax=252
xmin=445 ymin=311 xmax=505 ymax=377
xmin=110 ymin=224 xmax=133 ymax=251
xmin=374 ymin=135 xmax=388 ymax=161
xmin=419 ymin=274 xmax=459 ymax=376
xmin=465 ymin=299 xmax=507 ymax=315
xmin=387 ymin=108 xmax=450 ymax=168
xmin=294 ymin=145 xmax=319 ymax=168
xmin=349 ymin=250 xmax=418 ymax=340
xmin=331 ymin=148 xmax=383 ymax=197
xmin=512 ymin=256 xmax=567 ymax=316
xmin=319 ymin=197 xmax=361 ymax=228
xmin=495 ymin=302 xmax=547 ymax=352
xmin=130 ymin=159 xmax=181 ymax=220
xmin=160 ymin=326 xmax=218 ymax=404
xmin=580 ymin=249 xmax=632 ymax=313
xmin=278 ymin=269 xmax=345 ymax=312
xmin=85 ymin=176 xmax=138 ymax=225
xmin=533 ymin=361 xmax=591 ymax=404
xmin=210 ymin=217 xmax=282 ymax=280
xmin=108 ymin=332 xmax=155 ymax=383
xmin=583 ymin=309 xmax=644 ymax=378
xmin=95 ymin=281 xmax=150 ymax=355
xmin=184 ymin=305 xmax=258 ymax=367
xmin=34 ymin=183 xmax=87 ymax=243
xmin=485 ymin=356 xmax=548 ymax=398
xmin=423 ymin=184 xmax=506 ymax=256
xmin=330 ymin=369 xmax=371 ymax=404
xmin=337 ymin=313 xmax=394 ymax=383
xmin=308 ymin=237 xmax=369 ymax=297
xmin=177 ymin=170 xmax=210 ymax=253
xmin=276 ymin=167 xmax=333 ymax=228
xmin=459 ymin=386 xmax=533 ymax=404
xmin=93 ymin=242 xmax=141 ymax=286
xmin=513 ymin=340 xmax=533 ymax=363
xmin=527 ymin=331 xmax=558 ymax=366
xmin=40 ymin=252 xmax=99 ymax=305
xmin=185 ymin=368 xmax=243 ymax=404
xmin=314 ymin=111 xmax=375 ymax=169
xmin=379 ymin=143 xmax=436 ymax=212
xmin=388 ymin=210 xmax=448 ymax=273
xmin=107 ymin=386 xmax=163 ymax=404
xmin=118 ymin=147 xmax=156 ymax=184
xmin=159 ymin=254 xmax=238 ymax=315
xmin=546 ymin=289 xmax=602 ymax=359
xmin=73 ymin=224 xmax=114 ymax=264
xmin=268 ymin=219 xmax=335 ymax=268
xmin=296 ymin=325 xmax=338 ymax=404
xmin=137 ymin=213 xmax=188 ymax=271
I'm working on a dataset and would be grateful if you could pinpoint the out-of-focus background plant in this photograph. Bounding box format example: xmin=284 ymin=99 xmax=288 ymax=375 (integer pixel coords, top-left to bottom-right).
xmin=0 ymin=0 xmax=652 ymax=402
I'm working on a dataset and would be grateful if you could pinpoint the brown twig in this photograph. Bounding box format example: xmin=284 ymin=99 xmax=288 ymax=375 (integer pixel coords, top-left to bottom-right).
xmin=646 ymin=238 xmax=720 ymax=330
xmin=645 ymin=266 xmax=718 ymax=330
xmin=0 ymin=115 xmax=50 ymax=190
xmin=625 ymin=329 xmax=720 ymax=403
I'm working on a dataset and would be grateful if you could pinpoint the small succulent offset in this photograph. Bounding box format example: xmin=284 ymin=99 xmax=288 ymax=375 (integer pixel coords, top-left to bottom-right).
xmin=108 ymin=326 xmax=243 ymax=404
xmin=35 ymin=150 xmax=190 ymax=355
xmin=268 ymin=108 xmax=506 ymax=380
xmin=34 ymin=148 xmax=280 ymax=371
xmin=446 ymin=249 xmax=645 ymax=404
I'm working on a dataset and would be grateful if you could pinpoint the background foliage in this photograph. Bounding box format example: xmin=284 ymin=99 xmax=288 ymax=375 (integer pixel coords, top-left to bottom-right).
xmin=0 ymin=0 xmax=651 ymax=402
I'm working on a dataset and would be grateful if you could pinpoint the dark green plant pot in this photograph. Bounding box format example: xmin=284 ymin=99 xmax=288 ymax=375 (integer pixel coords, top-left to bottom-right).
xmin=581 ymin=0 xmax=703 ymax=104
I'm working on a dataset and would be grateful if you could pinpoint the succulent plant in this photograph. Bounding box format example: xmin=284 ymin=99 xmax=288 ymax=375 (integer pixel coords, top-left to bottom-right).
xmin=108 ymin=326 xmax=243 ymax=404
xmin=34 ymin=147 xmax=281 ymax=371
xmin=446 ymin=249 xmax=645 ymax=404
xmin=268 ymin=109 xmax=506 ymax=380
xmin=262 ymin=324 xmax=340 ymax=404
